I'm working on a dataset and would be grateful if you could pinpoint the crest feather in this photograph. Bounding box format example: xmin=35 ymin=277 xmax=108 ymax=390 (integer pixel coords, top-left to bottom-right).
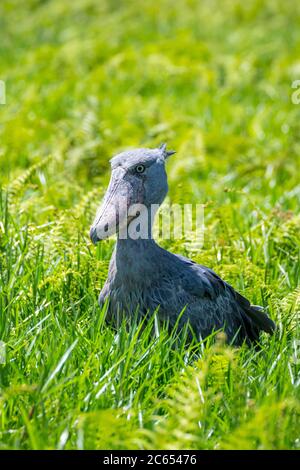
xmin=159 ymin=143 xmax=176 ymax=159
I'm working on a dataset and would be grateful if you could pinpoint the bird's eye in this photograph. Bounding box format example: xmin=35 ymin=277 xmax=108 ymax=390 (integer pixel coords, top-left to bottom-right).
xmin=135 ymin=164 xmax=145 ymax=174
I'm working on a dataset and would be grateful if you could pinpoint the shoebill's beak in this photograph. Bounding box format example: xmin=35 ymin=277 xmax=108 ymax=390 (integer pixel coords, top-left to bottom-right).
xmin=90 ymin=166 xmax=141 ymax=243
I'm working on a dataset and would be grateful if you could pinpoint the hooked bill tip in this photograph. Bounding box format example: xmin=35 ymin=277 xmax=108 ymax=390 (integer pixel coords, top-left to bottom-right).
xmin=90 ymin=226 xmax=99 ymax=244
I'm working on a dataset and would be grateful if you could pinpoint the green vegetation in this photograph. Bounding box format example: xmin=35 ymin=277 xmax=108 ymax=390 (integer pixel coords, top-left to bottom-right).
xmin=0 ymin=0 xmax=299 ymax=450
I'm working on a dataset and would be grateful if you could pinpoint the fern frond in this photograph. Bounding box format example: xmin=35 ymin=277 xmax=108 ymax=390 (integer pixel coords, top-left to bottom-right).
xmin=6 ymin=155 xmax=52 ymax=200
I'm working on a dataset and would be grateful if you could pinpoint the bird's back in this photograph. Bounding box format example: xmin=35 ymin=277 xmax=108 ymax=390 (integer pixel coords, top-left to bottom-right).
xmin=159 ymin=252 xmax=276 ymax=345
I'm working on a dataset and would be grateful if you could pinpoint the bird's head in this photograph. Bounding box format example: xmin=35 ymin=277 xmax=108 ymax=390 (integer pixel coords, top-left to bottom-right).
xmin=90 ymin=144 xmax=175 ymax=243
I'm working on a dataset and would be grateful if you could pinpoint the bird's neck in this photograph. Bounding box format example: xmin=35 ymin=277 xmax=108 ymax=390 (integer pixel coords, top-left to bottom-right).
xmin=116 ymin=234 xmax=156 ymax=251
xmin=115 ymin=232 xmax=158 ymax=263
xmin=112 ymin=212 xmax=161 ymax=283
xmin=113 ymin=238 xmax=159 ymax=286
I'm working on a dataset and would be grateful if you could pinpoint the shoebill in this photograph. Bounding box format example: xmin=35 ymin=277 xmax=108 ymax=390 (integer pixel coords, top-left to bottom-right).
xmin=90 ymin=145 xmax=275 ymax=345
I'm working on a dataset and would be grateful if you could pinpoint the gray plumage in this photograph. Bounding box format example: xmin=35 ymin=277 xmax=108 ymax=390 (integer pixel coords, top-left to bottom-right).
xmin=90 ymin=145 xmax=276 ymax=346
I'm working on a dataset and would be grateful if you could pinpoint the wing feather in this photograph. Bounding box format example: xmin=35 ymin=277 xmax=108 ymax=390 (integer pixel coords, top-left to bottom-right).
xmin=175 ymin=254 xmax=275 ymax=344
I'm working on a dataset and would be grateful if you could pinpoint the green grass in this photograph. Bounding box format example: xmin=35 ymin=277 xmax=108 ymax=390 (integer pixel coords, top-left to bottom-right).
xmin=0 ymin=0 xmax=300 ymax=450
